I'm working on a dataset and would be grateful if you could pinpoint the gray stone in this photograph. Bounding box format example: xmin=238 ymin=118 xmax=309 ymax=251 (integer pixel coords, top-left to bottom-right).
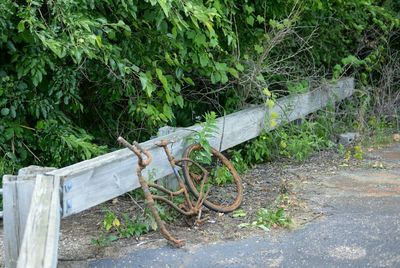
xmin=338 ymin=132 xmax=360 ymax=146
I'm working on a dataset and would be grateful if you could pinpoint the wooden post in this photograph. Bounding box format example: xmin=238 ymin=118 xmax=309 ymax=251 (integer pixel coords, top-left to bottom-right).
xmin=16 ymin=174 xmax=61 ymax=268
xmin=3 ymin=166 xmax=56 ymax=268
xmin=3 ymin=175 xmax=35 ymax=268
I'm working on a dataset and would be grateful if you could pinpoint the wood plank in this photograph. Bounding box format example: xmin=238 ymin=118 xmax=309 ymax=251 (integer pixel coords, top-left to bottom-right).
xmin=48 ymin=77 xmax=354 ymax=217
xmin=3 ymin=175 xmax=19 ymax=268
xmin=16 ymin=174 xmax=61 ymax=268
xmin=3 ymin=166 xmax=57 ymax=268
xmin=3 ymin=175 xmax=35 ymax=268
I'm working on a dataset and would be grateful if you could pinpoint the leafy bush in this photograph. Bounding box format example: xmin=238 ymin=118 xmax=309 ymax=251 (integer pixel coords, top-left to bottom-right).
xmin=0 ymin=0 xmax=398 ymax=179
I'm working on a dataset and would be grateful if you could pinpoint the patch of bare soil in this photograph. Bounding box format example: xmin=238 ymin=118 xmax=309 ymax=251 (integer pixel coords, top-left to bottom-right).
xmin=2 ymin=144 xmax=388 ymax=266
xmin=58 ymin=148 xmax=361 ymax=264
xmin=0 ymin=140 xmax=396 ymax=268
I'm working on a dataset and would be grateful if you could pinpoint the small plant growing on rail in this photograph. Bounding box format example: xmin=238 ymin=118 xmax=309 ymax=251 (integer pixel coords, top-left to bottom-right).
xmin=186 ymin=111 xmax=219 ymax=164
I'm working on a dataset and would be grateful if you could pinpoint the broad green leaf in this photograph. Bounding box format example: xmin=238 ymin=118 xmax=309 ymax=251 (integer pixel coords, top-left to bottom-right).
xmin=112 ymin=218 xmax=120 ymax=227
xmin=183 ymin=77 xmax=195 ymax=86
xmin=220 ymin=72 xmax=228 ymax=83
xmin=209 ymin=38 xmax=218 ymax=47
xmin=244 ymin=5 xmax=254 ymax=14
xmin=36 ymin=120 xmax=45 ymax=130
xmin=246 ymin=16 xmax=254 ymax=26
xmin=17 ymin=21 xmax=25 ymax=32
xmin=254 ymin=44 xmax=263 ymax=54
xmin=163 ymin=104 xmax=173 ymax=119
xmin=256 ymin=74 xmax=265 ymax=82
xmin=107 ymin=30 xmax=116 ymax=40
xmin=211 ymin=72 xmax=221 ymax=84
xmin=156 ymin=68 xmax=169 ymax=92
xmin=199 ymin=53 xmax=209 ymax=67
xmin=215 ymin=62 xmax=227 ymax=71
xmin=108 ymin=235 xmax=118 ymax=242
xmin=95 ymin=35 xmax=103 ymax=48
xmin=235 ymin=63 xmax=244 ymax=72
xmin=5 ymin=128 xmax=14 ymax=140
xmin=165 ymin=52 xmax=174 ymax=66
xmin=10 ymin=106 xmax=16 ymax=118
xmin=256 ymin=15 xmax=265 ymax=23
xmin=176 ymin=95 xmax=184 ymax=108
xmin=194 ymin=33 xmax=207 ymax=47
xmin=233 ymin=209 xmax=247 ymax=218
xmin=44 ymin=39 xmax=65 ymax=58
xmin=227 ymin=68 xmax=238 ymax=78
xmin=1 ymin=108 xmax=9 ymax=116
xmin=157 ymin=0 xmax=170 ymax=17
xmin=266 ymin=99 xmax=274 ymax=109
xmin=262 ymin=88 xmax=271 ymax=97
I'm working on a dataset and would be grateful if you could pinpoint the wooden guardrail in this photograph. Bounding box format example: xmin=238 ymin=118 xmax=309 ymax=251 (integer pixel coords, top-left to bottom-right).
xmin=50 ymin=77 xmax=354 ymax=217
xmin=16 ymin=174 xmax=60 ymax=268
xmin=3 ymin=77 xmax=354 ymax=267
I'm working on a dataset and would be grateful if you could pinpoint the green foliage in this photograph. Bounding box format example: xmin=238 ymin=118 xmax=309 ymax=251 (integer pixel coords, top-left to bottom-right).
xmin=287 ymin=80 xmax=309 ymax=95
xmin=117 ymin=213 xmax=155 ymax=238
xmin=278 ymin=122 xmax=335 ymax=162
xmin=255 ymin=207 xmax=291 ymax=230
xmin=228 ymin=149 xmax=249 ymax=174
xmin=343 ymin=144 xmax=365 ymax=163
xmin=239 ymin=207 xmax=291 ymax=231
xmin=0 ymin=0 xmax=242 ymax=182
xmin=211 ymin=165 xmax=233 ymax=185
xmin=187 ymin=111 xmax=218 ymax=164
xmin=242 ymin=116 xmax=338 ymax=164
xmin=91 ymin=233 xmax=118 ymax=248
xmin=301 ymin=0 xmax=399 ymax=71
xmin=360 ymin=116 xmax=398 ymax=146
xmin=103 ymin=210 xmax=121 ymax=232
xmin=93 ymin=194 xmax=179 ymax=245
xmin=1 ymin=1 xmax=399 ymax=210
xmin=93 ymin=207 xmax=162 ymax=246
xmin=353 ymin=145 xmax=364 ymax=160
xmin=232 ymin=209 xmax=247 ymax=218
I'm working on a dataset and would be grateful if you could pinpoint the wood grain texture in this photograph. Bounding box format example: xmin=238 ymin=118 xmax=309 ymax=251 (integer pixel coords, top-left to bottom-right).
xmin=16 ymin=174 xmax=61 ymax=268
xmin=47 ymin=78 xmax=354 ymax=217
xmin=3 ymin=175 xmax=35 ymax=268
xmin=3 ymin=166 xmax=57 ymax=268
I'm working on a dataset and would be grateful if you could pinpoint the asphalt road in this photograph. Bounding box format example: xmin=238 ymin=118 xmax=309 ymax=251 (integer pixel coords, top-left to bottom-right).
xmin=89 ymin=144 xmax=400 ymax=268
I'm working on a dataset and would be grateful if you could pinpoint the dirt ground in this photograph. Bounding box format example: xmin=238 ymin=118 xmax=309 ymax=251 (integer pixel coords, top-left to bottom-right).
xmin=1 ymin=140 xmax=397 ymax=266
xmin=56 ymin=145 xmax=382 ymax=264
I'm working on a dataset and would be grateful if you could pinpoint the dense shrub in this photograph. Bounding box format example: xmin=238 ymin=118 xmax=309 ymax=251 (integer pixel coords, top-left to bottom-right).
xmin=0 ymin=0 xmax=398 ymax=176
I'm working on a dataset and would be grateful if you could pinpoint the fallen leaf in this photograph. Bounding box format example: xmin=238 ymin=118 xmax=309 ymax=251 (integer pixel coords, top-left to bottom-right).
xmin=393 ymin=133 xmax=400 ymax=142
xmin=372 ymin=161 xmax=385 ymax=169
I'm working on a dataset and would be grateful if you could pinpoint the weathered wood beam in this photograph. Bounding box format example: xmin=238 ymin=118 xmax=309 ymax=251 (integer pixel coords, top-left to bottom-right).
xmin=3 ymin=166 xmax=56 ymax=268
xmin=48 ymin=77 xmax=354 ymax=217
xmin=16 ymin=174 xmax=61 ymax=268
xmin=3 ymin=175 xmax=29 ymax=268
